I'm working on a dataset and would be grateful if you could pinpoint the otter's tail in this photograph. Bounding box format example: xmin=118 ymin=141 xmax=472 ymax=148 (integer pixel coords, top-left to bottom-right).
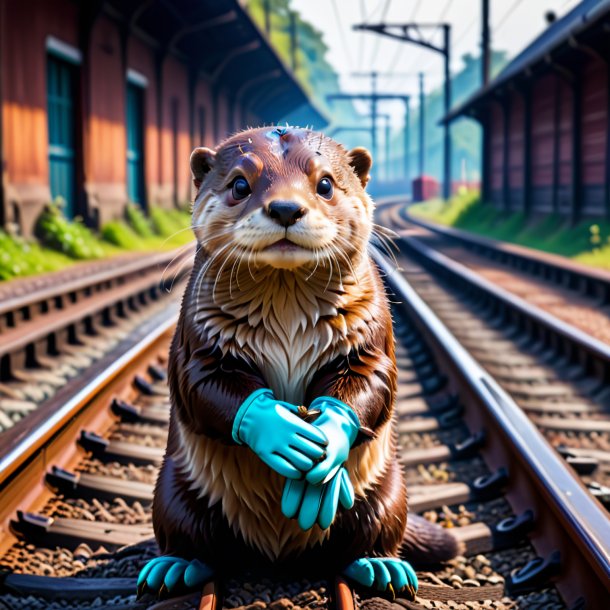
xmin=400 ymin=514 xmax=464 ymax=565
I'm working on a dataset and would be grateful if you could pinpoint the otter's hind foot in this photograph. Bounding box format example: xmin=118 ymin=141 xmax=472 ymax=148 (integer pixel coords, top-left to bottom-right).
xmin=343 ymin=557 xmax=418 ymax=599
xmin=137 ymin=556 xmax=213 ymax=598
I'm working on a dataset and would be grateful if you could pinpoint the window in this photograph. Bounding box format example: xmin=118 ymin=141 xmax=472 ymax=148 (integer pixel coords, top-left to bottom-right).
xmin=47 ymin=54 xmax=77 ymax=217
xmin=126 ymin=82 xmax=145 ymax=206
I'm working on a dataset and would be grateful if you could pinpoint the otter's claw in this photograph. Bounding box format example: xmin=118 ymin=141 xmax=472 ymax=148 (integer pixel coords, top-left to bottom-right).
xmin=137 ymin=556 xmax=213 ymax=598
xmin=343 ymin=557 xmax=418 ymax=598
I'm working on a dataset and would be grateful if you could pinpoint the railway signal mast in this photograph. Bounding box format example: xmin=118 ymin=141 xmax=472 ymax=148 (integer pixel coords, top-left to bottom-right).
xmin=326 ymin=91 xmax=410 ymax=187
xmin=354 ymin=22 xmax=452 ymax=200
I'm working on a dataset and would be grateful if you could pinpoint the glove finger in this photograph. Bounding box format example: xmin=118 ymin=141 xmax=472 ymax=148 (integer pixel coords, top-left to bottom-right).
xmin=371 ymin=559 xmax=392 ymax=591
xmin=147 ymin=560 xmax=173 ymax=591
xmin=305 ymin=458 xmax=338 ymax=485
xmin=383 ymin=560 xmax=408 ymax=592
xmin=268 ymin=453 xmax=302 ymax=479
xmin=318 ymin=473 xmax=342 ymax=529
xmin=297 ymin=482 xmax=325 ymax=531
xmin=291 ymin=435 xmax=327 ymax=461
xmin=339 ymin=468 xmax=355 ymax=509
xmin=138 ymin=556 xmax=181 ymax=588
xmin=283 ymin=446 xmax=315 ymax=472
xmin=401 ymin=560 xmax=419 ymax=591
xmin=184 ymin=559 xmax=213 ymax=588
xmin=282 ymin=478 xmax=306 ymax=519
xmin=164 ymin=562 xmax=186 ymax=592
xmin=137 ymin=558 xmax=157 ymax=587
xmin=284 ymin=411 xmax=328 ymax=446
xmin=343 ymin=558 xmax=374 ymax=587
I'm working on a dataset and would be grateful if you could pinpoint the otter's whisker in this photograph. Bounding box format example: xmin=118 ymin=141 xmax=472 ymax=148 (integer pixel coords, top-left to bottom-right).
xmin=212 ymin=245 xmax=240 ymax=302
xmin=166 ymin=245 xmax=199 ymax=293
xmin=305 ymin=248 xmax=321 ymax=281
xmin=160 ymin=223 xmax=203 ymax=249
xmin=160 ymin=238 xmax=199 ymax=281
xmin=247 ymin=250 xmax=258 ymax=283
xmin=331 ymin=236 xmax=361 ymax=285
xmin=324 ymin=250 xmax=334 ymax=292
xmin=194 ymin=242 xmax=235 ymax=312
xmin=229 ymin=246 xmax=246 ymax=297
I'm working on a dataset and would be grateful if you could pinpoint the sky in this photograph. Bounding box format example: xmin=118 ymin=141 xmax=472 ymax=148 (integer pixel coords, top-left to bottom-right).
xmin=290 ymin=0 xmax=583 ymax=128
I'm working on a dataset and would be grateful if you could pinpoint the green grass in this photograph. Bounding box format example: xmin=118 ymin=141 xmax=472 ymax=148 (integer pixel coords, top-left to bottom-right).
xmin=1 ymin=201 xmax=194 ymax=282
xmin=409 ymin=192 xmax=610 ymax=270
xmin=126 ymin=203 xmax=155 ymax=238
xmin=35 ymin=201 xmax=105 ymax=259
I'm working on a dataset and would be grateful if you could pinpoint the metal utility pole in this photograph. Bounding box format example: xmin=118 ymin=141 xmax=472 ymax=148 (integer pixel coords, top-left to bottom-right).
xmin=352 ymin=72 xmax=379 ymax=178
xmin=482 ymin=0 xmax=490 ymax=86
xmin=365 ymin=113 xmax=391 ymax=180
xmin=289 ymin=11 xmax=297 ymax=72
xmin=443 ymin=25 xmax=451 ymax=197
xmin=371 ymin=72 xmax=378 ymax=176
xmin=354 ymin=22 xmax=453 ymax=199
xmin=327 ymin=93 xmax=410 ymax=186
xmin=263 ymin=0 xmax=271 ymax=35
xmin=418 ymin=72 xmax=425 ymax=177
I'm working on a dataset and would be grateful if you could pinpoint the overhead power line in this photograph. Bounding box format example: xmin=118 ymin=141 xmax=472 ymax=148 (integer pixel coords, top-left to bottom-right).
xmin=409 ymin=0 xmax=423 ymax=21
xmin=358 ymin=0 xmax=366 ymax=68
xmin=495 ymin=0 xmax=526 ymax=33
xmin=439 ymin=0 xmax=454 ymax=21
xmin=368 ymin=0 xmax=392 ymax=67
xmin=331 ymin=0 xmax=354 ymax=69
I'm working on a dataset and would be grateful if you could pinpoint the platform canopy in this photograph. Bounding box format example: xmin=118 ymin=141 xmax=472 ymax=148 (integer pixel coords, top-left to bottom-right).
xmin=441 ymin=0 xmax=610 ymax=124
xmin=104 ymin=0 xmax=328 ymax=129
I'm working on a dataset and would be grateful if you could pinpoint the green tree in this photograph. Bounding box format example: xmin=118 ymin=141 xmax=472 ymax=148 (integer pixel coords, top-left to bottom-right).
xmin=246 ymin=0 xmax=361 ymax=131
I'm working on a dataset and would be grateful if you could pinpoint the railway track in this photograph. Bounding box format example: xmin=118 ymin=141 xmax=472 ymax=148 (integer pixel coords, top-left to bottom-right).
xmin=392 ymin=203 xmax=610 ymax=345
xmin=0 ymin=238 xmax=608 ymax=607
xmin=376 ymin=201 xmax=610 ymax=512
xmin=0 ymin=246 xmax=193 ymax=485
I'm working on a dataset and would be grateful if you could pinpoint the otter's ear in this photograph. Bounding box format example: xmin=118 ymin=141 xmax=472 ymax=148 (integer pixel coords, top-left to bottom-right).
xmin=190 ymin=147 xmax=216 ymax=189
xmin=347 ymin=147 xmax=373 ymax=188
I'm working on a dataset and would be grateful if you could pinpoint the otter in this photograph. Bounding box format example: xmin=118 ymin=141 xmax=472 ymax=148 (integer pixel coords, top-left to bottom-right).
xmin=137 ymin=127 xmax=459 ymax=599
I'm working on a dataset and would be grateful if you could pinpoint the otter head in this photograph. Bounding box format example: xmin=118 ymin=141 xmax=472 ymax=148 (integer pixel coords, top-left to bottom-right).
xmin=190 ymin=127 xmax=373 ymax=273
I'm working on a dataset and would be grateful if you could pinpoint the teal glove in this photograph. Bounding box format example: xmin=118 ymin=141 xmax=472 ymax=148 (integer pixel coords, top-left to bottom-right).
xmin=305 ymin=396 xmax=360 ymax=485
xmin=232 ymin=388 xmax=328 ymax=479
xmin=343 ymin=557 xmax=418 ymax=597
xmin=281 ymin=466 xmax=354 ymax=530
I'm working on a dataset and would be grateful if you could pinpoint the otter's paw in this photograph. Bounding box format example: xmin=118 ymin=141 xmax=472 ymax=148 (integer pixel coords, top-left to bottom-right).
xmin=137 ymin=556 xmax=213 ymax=598
xmin=343 ymin=557 xmax=418 ymax=598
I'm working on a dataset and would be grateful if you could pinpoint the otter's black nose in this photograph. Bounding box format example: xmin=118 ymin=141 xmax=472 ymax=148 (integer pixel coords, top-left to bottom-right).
xmin=267 ymin=201 xmax=307 ymax=227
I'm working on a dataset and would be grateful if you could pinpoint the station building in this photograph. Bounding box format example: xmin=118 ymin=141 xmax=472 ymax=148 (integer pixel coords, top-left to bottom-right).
xmin=445 ymin=0 xmax=610 ymax=222
xmin=0 ymin=0 xmax=326 ymax=236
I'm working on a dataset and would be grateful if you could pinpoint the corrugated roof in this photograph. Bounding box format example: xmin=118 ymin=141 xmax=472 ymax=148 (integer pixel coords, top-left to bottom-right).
xmin=443 ymin=0 xmax=610 ymax=123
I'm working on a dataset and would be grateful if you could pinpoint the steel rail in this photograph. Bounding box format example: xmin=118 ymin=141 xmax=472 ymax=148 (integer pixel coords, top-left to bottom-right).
xmin=403 ymin=208 xmax=610 ymax=301
xmin=0 ymin=245 xmax=194 ymax=317
xmin=372 ymin=247 xmax=610 ymax=593
xmin=399 ymin=231 xmax=610 ymax=368
xmin=0 ymin=307 xmax=178 ymax=487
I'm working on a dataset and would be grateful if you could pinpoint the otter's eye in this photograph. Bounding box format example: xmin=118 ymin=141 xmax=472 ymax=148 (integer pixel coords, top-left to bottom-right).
xmin=231 ymin=177 xmax=251 ymax=200
xmin=317 ymin=177 xmax=333 ymax=199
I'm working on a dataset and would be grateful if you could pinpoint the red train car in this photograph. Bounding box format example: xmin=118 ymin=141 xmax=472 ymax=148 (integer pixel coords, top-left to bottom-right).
xmin=0 ymin=0 xmax=326 ymax=236
xmin=444 ymin=0 xmax=610 ymax=222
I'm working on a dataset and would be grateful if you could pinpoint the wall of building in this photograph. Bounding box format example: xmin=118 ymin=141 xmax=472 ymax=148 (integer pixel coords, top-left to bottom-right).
xmin=508 ymin=91 xmax=525 ymax=212
xmin=530 ymin=74 xmax=556 ymax=214
xmin=0 ymin=1 xmax=262 ymax=236
xmin=580 ymin=57 xmax=607 ymax=216
xmin=1 ymin=0 xmax=79 ymax=233
xmin=483 ymin=53 xmax=610 ymax=220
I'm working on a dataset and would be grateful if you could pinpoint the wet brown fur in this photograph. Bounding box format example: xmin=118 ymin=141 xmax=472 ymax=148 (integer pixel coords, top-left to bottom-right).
xmin=153 ymin=127 xmax=459 ymax=577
